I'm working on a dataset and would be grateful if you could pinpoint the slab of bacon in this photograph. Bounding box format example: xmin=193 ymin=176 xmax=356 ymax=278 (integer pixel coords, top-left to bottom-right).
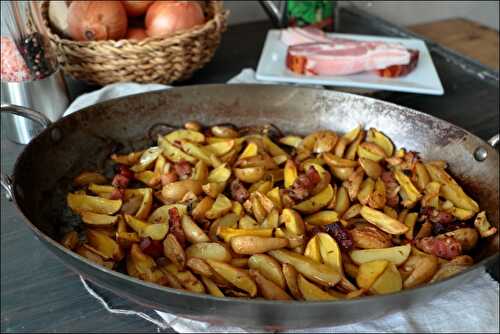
xmin=282 ymin=27 xmax=419 ymax=77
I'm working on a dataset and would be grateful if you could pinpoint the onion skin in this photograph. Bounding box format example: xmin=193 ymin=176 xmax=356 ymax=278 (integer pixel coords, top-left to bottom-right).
xmin=126 ymin=27 xmax=148 ymax=41
xmin=67 ymin=1 xmax=128 ymax=41
xmin=145 ymin=1 xmax=205 ymax=38
xmin=122 ymin=1 xmax=154 ymax=17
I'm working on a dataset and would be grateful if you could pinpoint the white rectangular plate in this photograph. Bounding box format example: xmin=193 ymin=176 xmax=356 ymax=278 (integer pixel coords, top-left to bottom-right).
xmin=256 ymin=30 xmax=444 ymax=95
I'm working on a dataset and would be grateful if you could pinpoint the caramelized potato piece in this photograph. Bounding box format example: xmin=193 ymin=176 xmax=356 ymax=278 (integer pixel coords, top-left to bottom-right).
xmin=293 ymin=184 xmax=334 ymax=214
xmin=67 ymin=193 xmax=122 ymax=215
xmin=297 ymin=275 xmax=337 ymax=301
xmin=350 ymin=244 xmax=411 ymax=266
xmin=424 ymin=163 xmax=479 ymax=212
xmin=206 ymin=260 xmax=257 ymax=297
xmin=81 ymin=212 xmax=118 ymax=226
xmin=231 ymin=236 xmax=288 ymax=255
xmin=249 ymin=269 xmax=292 ymax=300
xmin=86 ymin=229 xmax=123 ymax=261
xmin=360 ymin=206 xmax=409 ymax=235
xmin=186 ymin=242 xmax=232 ymax=262
xmin=356 ymin=260 xmax=389 ymax=290
xmin=269 ymin=249 xmax=341 ymax=287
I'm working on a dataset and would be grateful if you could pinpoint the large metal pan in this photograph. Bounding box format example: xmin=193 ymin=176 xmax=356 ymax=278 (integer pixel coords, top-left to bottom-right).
xmin=1 ymin=85 xmax=498 ymax=329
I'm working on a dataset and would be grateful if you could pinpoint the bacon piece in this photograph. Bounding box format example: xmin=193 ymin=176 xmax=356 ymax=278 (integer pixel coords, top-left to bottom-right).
xmin=168 ymin=207 xmax=186 ymax=248
xmin=140 ymin=237 xmax=164 ymax=258
xmin=324 ymin=223 xmax=354 ymax=251
xmin=174 ymin=160 xmax=192 ymax=179
xmin=116 ymin=164 xmax=134 ymax=179
xmin=381 ymin=171 xmax=399 ymax=207
xmin=112 ymin=174 xmax=130 ymax=188
xmin=109 ymin=188 xmax=125 ymax=200
xmin=285 ymin=167 xmax=321 ymax=201
xmin=420 ymin=207 xmax=454 ymax=224
xmin=230 ymin=179 xmax=250 ymax=203
xmin=416 ymin=236 xmax=462 ymax=260
xmin=161 ymin=172 xmax=178 ymax=186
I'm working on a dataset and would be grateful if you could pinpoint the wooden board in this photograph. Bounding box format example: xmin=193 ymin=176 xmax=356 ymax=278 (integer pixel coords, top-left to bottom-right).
xmin=410 ymin=18 xmax=499 ymax=70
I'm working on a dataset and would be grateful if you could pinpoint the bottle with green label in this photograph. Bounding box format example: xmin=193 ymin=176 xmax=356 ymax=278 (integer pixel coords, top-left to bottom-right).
xmin=259 ymin=0 xmax=337 ymax=31
xmin=286 ymin=0 xmax=336 ymax=31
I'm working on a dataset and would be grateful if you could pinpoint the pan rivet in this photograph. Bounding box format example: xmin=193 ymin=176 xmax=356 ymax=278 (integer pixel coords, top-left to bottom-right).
xmin=473 ymin=147 xmax=488 ymax=161
xmin=51 ymin=128 xmax=62 ymax=142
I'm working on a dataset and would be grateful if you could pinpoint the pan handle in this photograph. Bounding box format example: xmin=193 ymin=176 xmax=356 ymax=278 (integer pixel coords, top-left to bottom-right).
xmin=488 ymin=134 xmax=499 ymax=148
xmin=1 ymin=103 xmax=52 ymax=201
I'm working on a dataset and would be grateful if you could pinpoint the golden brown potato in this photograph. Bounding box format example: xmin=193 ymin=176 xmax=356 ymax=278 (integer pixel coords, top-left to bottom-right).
xmin=206 ymin=260 xmax=257 ymax=297
xmin=163 ymin=234 xmax=186 ymax=269
xmin=360 ymin=206 xmax=409 ymax=235
xmin=186 ymin=242 xmax=232 ymax=262
xmin=356 ymin=260 xmax=389 ymax=290
xmin=68 ymin=193 xmax=122 ymax=215
xmin=231 ymin=236 xmax=289 ymax=255
xmin=350 ymin=244 xmax=411 ymax=266
xmin=293 ymin=184 xmax=334 ymax=214
xmin=268 ymin=249 xmax=341 ymax=287
xmin=249 ymin=269 xmax=292 ymax=300
xmin=350 ymin=224 xmax=392 ymax=249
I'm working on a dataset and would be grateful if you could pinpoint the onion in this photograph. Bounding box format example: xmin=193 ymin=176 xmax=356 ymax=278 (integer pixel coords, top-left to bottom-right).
xmin=126 ymin=27 xmax=148 ymax=41
xmin=145 ymin=1 xmax=205 ymax=38
xmin=67 ymin=1 xmax=128 ymax=41
xmin=122 ymin=1 xmax=154 ymax=17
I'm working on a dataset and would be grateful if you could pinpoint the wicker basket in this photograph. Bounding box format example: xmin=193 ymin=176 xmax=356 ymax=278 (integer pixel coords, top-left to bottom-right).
xmin=40 ymin=1 xmax=228 ymax=85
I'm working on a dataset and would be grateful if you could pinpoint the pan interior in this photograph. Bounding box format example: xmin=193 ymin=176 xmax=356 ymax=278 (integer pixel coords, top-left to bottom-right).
xmin=13 ymin=85 xmax=499 ymax=263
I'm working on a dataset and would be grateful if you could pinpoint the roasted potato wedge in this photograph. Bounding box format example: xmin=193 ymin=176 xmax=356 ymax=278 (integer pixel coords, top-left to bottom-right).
xmin=249 ymin=269 xmax=292 ymax=300
xmin=206 ymin=260 xmax=257 ymax=297
xmin=297 ymin=275 xmax=337 ymax=301
xmin=248 ymin=254 xmax=286 ymax=289
xmin=369 ymin=263 xmax=402 ymax=295
xmin=269 ymin=249 xmax=341 ymax=287
xmin=360 ymin=206 xmax=409 ymax=235
xmin=424 ymin=163 xmax=479 ymax=212
xmin=304 ymin=210 xmax=339 ymax=226
xmin=185 ymin=242 xmax=232 ymax=262
xmin=81 ymin=211 xmax=118 ymax=226
xmin=356 ymin=260 xmax=389 ymax=290
xmin=350 ymin=244 xmax=411 ymax=266
xmin=86 ymin=229 xmax=123 ymax=261
xmin=163 ymin=234 xmax=186 ymax=269
xmin=162 ymin=180 xmax=202 ymax=202
xmin=68 ymin=193 xmax=122 ymax=215
xmin=231 ymin=236 xmax=288 ymax=255
xmin=293 ymin=184 xmax=334 ymax=214
xmin=182 ymin=215 xmax=210 ymax=243
xmin=206 ymin=194 xmax=233 ymax=219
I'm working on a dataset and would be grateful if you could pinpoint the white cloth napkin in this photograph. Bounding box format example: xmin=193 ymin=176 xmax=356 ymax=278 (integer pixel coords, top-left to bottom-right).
xmin=66 ymin=70 xmax=499 ymax=333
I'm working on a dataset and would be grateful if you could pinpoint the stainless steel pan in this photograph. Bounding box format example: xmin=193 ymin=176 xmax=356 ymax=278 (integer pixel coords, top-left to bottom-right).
xmin=1 ymin=84 xmax=498 ymax=329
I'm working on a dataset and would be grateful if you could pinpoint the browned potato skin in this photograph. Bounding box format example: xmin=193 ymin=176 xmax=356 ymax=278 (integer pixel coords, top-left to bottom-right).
xmin=350 ymin=224 xmax=392 ymax=249
xmin=63 ymin=122 xmax=494 ymax=301
xmin=231 ymin=236 xmax=289 ymax=255
xmin=249 ymin=269 xmax=292 ymax=300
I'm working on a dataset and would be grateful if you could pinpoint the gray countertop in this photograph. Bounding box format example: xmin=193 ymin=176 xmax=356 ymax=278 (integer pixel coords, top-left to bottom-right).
xmin=1 ymin=7 xmax=499 ymax=333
